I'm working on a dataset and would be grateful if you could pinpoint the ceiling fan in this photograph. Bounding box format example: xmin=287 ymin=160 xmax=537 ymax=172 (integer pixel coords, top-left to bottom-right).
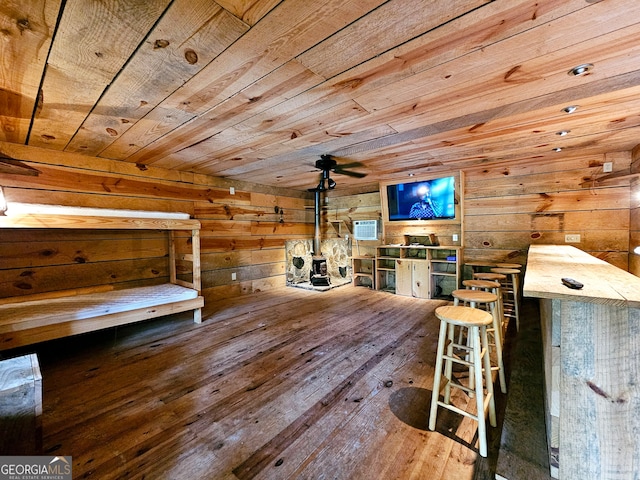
xmin=310 ymin=154 xmax=366 ymax=191
xmin=0 ymin=157 xmax=40 ymax=176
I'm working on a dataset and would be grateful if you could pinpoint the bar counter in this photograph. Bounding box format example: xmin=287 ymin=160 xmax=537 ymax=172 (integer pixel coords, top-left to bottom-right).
xmin=523 ymin=245 xmax=640 ymax=479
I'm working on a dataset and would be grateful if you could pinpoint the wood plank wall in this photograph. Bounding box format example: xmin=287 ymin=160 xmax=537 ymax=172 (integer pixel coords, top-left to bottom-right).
xmin=630 ymin=145 xmax=640 ymax=276
xmin=1 ymin=142 xmax=637 ymax=304
xmin=321 ymin=189 xmax=382 ymax=257
xmin=327 ymin=151 xmax=635 ymax=273
xmin=0 ymin=142 xmax=311 ymax=301
xmin=464 ymin=151 xmax=631 ymax=270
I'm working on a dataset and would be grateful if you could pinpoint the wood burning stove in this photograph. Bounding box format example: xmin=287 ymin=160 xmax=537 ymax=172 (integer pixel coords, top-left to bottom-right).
xmin=310 ymin=256 xmax=330 ymax=286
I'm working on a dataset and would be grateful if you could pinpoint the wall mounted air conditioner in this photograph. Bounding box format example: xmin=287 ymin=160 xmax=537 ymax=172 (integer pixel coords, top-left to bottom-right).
xmin=353 ymin=220 xmax=378 ymax=241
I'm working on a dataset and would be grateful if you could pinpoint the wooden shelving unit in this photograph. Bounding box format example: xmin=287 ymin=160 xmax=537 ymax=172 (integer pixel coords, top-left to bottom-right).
xmin=351 ymin=256 xmax=375 ymax=289
xmin=374 ymin=245 xmax=462 ymax=299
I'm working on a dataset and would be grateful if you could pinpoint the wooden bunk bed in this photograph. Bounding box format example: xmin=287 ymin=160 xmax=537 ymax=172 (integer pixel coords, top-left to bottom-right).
xmin=0 ymin=210 xmax=204 ymax=351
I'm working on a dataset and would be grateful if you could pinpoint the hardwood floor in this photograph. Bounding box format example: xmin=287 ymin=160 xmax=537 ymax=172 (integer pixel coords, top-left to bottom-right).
xmin=12 ymin=286 xmax=510 ymax=479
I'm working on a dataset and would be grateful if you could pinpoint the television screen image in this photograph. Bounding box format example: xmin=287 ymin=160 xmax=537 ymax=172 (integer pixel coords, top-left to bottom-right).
xmin=386 ymin=176 xmax=456 ymax=221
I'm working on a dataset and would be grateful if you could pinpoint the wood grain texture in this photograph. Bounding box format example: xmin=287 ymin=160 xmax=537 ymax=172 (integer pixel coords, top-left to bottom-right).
xmin=0 ymin=0 xmax=638 ymax=192
xmin=29 ymin=0 xmax=173 ymax=150
xmin=65 ymin=0 xmax=250 ymax=157
xmin=27 ymin=286 xmax=515 ymax=479
xmin=559 ymin=301 xmax=640 ymax=479
xmin=524 ymin=245 xmax=640 ymax=307
xmin=525 ymin=246 xmax=640 ymax=479
xmin=0 ymin=353 xmax=42 ymax=454
xmin=0 ymin=0 xmax=61 ymax=144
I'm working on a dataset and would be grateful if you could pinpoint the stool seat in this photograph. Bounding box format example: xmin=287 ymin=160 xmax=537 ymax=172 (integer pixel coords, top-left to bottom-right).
xmin=490 ymin=267 xmax=522 ymax=332
xmin=453 ymin=288 xmax=507 ymax=394
xmin=463 ymin=279 xmax=500 ymax=289
xmin=464 ymin=261 xmax=496 ymax=275
xmin=464 ymin=261 xmax=496 ymax=268
xmin=490 ymin=267 xmax=520 ymax=275
xmin=452 ymin=289 xmax=497 ymax=305
xmin=473 ymin=272 xmax=506 ymax=281
xmin=435 ymin=305 xmax=493 ymax=326
xmin=495 ymin=262 xmax=522 ymax=269
xmin=430 ymin=305 xmax=496 ymax=457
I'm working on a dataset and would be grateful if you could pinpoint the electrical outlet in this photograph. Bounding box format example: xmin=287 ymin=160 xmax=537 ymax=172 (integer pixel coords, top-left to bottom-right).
xmin=230 ymin=186 xmax=235 ymax=195
xmin=452 ymin=234 xmax=458 ymax=242
xmin=231 ymin=272 xmax=237 ymax=281
xmin=565 ymin=234 xmax=581 ymax=243
xmin=603 ymin=162 xmax=613 ymax=173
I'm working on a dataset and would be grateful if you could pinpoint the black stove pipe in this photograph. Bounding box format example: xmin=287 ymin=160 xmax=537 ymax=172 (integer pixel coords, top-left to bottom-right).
xmin=313 ymin=188 xmax=321 ymax=256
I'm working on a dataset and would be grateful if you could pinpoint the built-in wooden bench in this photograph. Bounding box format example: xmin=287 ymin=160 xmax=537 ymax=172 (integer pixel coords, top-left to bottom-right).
xmin=0 ymin=209 xmax=204 ymax=351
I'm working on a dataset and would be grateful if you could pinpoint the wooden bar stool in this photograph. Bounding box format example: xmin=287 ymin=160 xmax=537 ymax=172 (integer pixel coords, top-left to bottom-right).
xmin=463 ymin=279 xmax=504 ymax=345
xmin=429 ymin=305 xmax=496 ymax=457
xmin=472 ymin=272 xmax=506 ymax=282
xmin=491 ymin=267 xmax=521 ymax=332
xmin=495 ymin=262 xmax=523 ymax=299
xmin=464 ymin=261 xmax=496 ymax=277
xmin=452 ymin=289 xmax=506 ymax=394
xmin=495 ymin=262 xmax=521 ymax=269
xmin=472 ymin=272 xmax=508 ymax=333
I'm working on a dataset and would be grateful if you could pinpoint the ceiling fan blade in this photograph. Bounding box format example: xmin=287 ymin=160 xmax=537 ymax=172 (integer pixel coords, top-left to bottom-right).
xmin=313 ymin=154 xmax=367 ymax=182
xmin=333 ymin=161 xmax=364 ymax=170
xmin=0 ymin=158 xmax=40 ymax=176
xmin=333 ymin=168 xmax=367 ymax=178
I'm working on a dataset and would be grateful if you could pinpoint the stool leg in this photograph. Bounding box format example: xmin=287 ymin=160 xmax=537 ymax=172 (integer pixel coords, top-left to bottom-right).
xmin=429 ymin=319 xmax=448 ymax=431
xmin=472 ymin=326 xmax=488 ymax=457
xmin=467 ymin=300 xmax=478 ymax=393
xmin=453 ymin=297 xmax=473 ymax=391
xmin=512 ymin=273 xmax=521 ymax=331
xmin=443 ymin=322 xmax=456 ymax=404
xmin=489 ymin=301 xmax=507 ymax=394
xmin=481 ymin=325 xmax=497 ymax=429
xmin=494 ymin=286 xmax=505 ymax=336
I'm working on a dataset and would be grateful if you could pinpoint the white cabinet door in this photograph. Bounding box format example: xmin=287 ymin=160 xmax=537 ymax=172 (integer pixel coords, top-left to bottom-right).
xmin=395 ymin=259 xmax=430 ymax=298
xmin=395 ymin=259 xmax=413 ymax=296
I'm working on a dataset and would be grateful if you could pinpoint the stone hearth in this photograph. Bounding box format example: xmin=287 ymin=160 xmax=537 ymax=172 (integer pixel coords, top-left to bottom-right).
xmin=285 ymin=239 xmax=351 ymax=291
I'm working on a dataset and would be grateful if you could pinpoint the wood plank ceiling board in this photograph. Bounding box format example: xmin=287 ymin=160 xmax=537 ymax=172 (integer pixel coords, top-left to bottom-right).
xmin=328 ymin=70 xmax=640 ymax=170
xmin=143 ymin=60 xmax=326 ymax=170
xmin=2 ymin=0 xmax=640 ymax=191
xmin=179 ymin=0 xmax=559 ymax=169
xmin=63 ymin=0 xmax=250 ymax=157
xmin=353 ymin=23 xmax=640 ymax=138
xmin=211 ymin=0 xmax=282 ymax=27
xmin=28 ymin=0 xmax=173 ymax=150
xmin=248 ymin=0 xmax=587 ymax=146
xmin=296 ymin=0 xmax=491 ymax=79
xmin=180 ymin=99 xmax=376 ymax=168
xmin=353 ymin=0 xmax=638 ymax=114
xmin=0 ymin=0 xmax=62 ymax=144
xmin=361 ymin=88 xmax=640 ymax=167
xmin=148 ymin=0 xmax=608 ymax=186
xmin=216 ymin=125 xmax=398 ymax=179
xmin=106 ymin=0 xmax=389 ymax=165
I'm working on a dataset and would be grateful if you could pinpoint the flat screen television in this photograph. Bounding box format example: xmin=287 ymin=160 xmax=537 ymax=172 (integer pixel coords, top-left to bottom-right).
xmin=382 ymin=175 xmax=458 ymax=222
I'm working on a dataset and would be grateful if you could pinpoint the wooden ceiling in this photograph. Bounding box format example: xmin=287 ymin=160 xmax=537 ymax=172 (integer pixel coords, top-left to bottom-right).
xmin=2 ymin=0 xmax=640 ymax=192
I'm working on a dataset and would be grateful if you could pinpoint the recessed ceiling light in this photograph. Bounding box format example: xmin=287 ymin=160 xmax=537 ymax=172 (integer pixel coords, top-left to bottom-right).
xmin=553 ymin=147 xmax=562 ymax=152
xmin=568 ymin=63 xmax=594 ymax=76
xmin=556 ymin=130 xmax=571 ymax=136
xmin=563 ymin=105 xmax=579 ymax=114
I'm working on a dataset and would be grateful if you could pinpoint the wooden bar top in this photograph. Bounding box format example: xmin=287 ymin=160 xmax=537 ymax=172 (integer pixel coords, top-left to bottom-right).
xmin=523 ymin=244 xmax=640 ymax=308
